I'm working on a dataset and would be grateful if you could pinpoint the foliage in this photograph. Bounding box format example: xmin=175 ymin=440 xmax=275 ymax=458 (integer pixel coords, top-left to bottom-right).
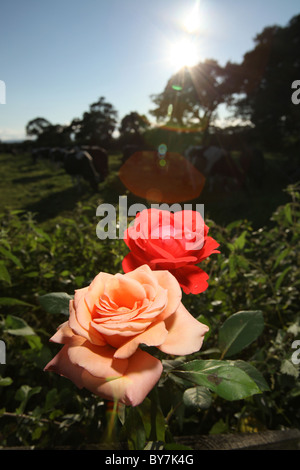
xmin=26 ymin=117 xmax=72 ymax=148
xmin=118 ymin=111 xmax=150 ymax=147
xmin=0 ymin=180 xmax=299 ymax=449
xmin=223 ymin=15 xmax=300 ymax=150
xmin=149 ymin=59 xmax=232 ymax=144
xmin=67 ymin=96 xmax=118 ymax=148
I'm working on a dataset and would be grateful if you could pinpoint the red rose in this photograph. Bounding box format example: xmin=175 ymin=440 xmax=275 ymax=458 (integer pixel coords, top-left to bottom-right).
xmin=122 ymin=209 xmax=220 ymax=294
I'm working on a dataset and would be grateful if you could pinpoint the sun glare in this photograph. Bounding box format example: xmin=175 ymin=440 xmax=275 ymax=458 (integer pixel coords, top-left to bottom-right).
xmin=168 ymin=38 xmax=200 ymax=70
xmin=182 ymin=4 xmax=201 ymax=34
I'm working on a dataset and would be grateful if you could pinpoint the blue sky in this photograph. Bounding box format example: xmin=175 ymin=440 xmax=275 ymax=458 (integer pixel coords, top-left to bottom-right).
xmin=0 ymin=0 xmax=299 ymax=141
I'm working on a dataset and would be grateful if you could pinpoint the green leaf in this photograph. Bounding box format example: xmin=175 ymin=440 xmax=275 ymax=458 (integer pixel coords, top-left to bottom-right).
xmin=233 ymin=360 xmax=270 ymax=392
xmin=0 ymin=297 xmax=34 ymax=307
xmin=4 ymin=315 xmax=36 ymax=336
xmin=183 ymin=386 xmax=212 ymax=410
xmin=0 ymin=261 xmax=11 ymax=283
xmin=228 ymin=254 xmax=238 ymax=278
xmin=124 ymin=406 xmax=147 ymax=450
xmin=15 ymin=385 xmax=42 ymax=414
xmin=0 ymin=246 xmax=23 ymax=268
xmin=218 ymin=310 xmax=264 ymax=358
xmin=280 ymin=359 xmax=299 ymax=378
xmin=275 ymin=266 xmax=292 ymax=290
xmin=209 ymin=418 xmax=229 ymax=435
xmin=29 ymin=225 xmax=52 ymax=244
xmin=137 ymin=396 xmax=166 ymax=442
xmin=284 ymin=203 xmax=293 ymax=224
xmin=38 ymin=292 xmax=73 ymax=315
xmin=233 ymin=230 xmax=248 ymax=250
xmin=0 ymin=376 xmax=13 ymax=386
xmin=172 ymin=359 xmax=261 ymax=401
xmin=273 ymin=248 xmax=290 ymax=270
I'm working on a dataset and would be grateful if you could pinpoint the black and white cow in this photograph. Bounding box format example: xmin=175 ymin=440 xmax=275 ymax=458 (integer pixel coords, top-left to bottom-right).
xmin=63 ymin=148 xmax=100 ymax=191
xmin=82 ymin=145 xmax=109 ymax=182
xmin=185 ymin=145 xmax=243 ymax=192
xmin=47 ymin=147 xmax=99 ymax=191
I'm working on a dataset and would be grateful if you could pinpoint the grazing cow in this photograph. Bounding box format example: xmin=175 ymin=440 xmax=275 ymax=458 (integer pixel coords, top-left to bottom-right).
xmin=82 ymin=145 xmax=108 ymax=182
xmin=49 ymin=147 xmax=68 ymax=166
xmin=63 ymin=148 xmax=100 ymax=191
xmin=185 ymin=145 xmax=243 ymax=192
xmin=31 ymin=147 xmax=50 ymax=164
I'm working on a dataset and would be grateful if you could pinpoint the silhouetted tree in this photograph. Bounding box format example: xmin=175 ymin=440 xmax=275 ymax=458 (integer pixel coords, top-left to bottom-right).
xmin=150 ymin=59 xmax=232 ymax=144
xmin=227 ymin=14 xmax=300 ymax=150
xmin=119 ymin=111 xmax=150 ymax=146
xmin=26 ymin=117 xmax=72 ymax=147
xmin=70 ymin=96 xmax=118 ymax=147
xmin=26 ymin=117 xmax=52 ymax=138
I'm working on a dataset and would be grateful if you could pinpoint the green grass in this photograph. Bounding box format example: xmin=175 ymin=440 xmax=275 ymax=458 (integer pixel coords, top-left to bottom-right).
xmin=0 ymin=150 xmax=290 ymax=230
xmin=0 ymin=152 xmax=123 ymax=228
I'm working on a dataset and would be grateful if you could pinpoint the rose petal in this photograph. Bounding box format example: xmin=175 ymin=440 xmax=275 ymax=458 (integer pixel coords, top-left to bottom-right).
xmin=69 ymin=299 xmax=106 ymax=346
xmin=122 ymin=252 xmax=143 ymax=273
xmin=81 ymin=348 xmax=163 ymax=406
xmin=148 ymin=255 xmax=198 ymax=270
xmin=124 ymin=264 xmax=158 ymax=289
xmin=114 ymin=321 xmax=169 ymax=359
xmin=49 ymin=321 xmax=84 ymax=346
xmin=171 ymin=265 xmax=209 ymax=294
xmin=71 ymin=288 xmax=92 ymax=332
xmin=102 ymin=274 xmax=146 ymax=309
xmin=158 ymin=303 xmax=209 ymax=355
xmin=44 ymin=345 xmax=86 ymax=390
xmin=196 ymin=236 xmax=220 ymax=262
xmin=84 ymin=272 xmax=114 ymax=313
xmin=152 ymin=269 xmax=182 ymax=320
xmin=67 ymin=341 xmax=128 ymax=378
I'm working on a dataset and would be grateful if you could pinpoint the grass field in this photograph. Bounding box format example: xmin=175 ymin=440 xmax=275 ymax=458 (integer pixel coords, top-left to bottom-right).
xmin=0 ymin=150 xmax=291 ymax=231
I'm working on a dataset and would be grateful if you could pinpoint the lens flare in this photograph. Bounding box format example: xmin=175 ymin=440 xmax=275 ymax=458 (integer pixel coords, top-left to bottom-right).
xmin=119 ymin=150 xmax=206 ymax=203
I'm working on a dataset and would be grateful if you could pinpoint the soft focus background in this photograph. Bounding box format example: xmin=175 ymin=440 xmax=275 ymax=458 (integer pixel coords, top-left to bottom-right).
xmin=0 ymin=0 xmax=299 ymax=449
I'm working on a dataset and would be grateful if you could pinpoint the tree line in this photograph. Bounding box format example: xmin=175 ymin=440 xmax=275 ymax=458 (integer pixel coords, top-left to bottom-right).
xmin=26 ymin=14 xmax=300 ymax=153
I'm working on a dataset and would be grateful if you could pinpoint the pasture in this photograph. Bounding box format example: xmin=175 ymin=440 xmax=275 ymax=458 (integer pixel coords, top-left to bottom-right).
xmin=0 ymin=149 xmax=299 ymax=449
xmin=0 ymin=149 xmax=291 ymax=230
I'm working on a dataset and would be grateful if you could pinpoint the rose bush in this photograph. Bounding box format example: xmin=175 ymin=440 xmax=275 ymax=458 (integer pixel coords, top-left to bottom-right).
xmin=122 ymin=209 xmax=220 ymax=294
xmin=45 ymin=264 xmax=209 ymax=406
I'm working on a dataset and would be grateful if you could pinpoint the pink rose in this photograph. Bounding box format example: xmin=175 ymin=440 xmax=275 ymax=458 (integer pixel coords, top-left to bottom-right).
xmin=122 ymin=209 xmax=220 ymax=294
xmin=45 ymin=265 xmax=209 ymax=406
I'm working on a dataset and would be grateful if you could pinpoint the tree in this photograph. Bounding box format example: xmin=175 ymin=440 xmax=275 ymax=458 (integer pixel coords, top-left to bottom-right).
xmin=26 ymin=117 xmax=52 ymax=138
xmin=228 ymin=15 xmax=300 ymax=150
xmin=70 ymin=96 xmax=118 ymax=147
xmin=118 ymin=111 xmax=150 ymax=146
xmin=149 ymin=59 xmax=232 ymax=144
xmin=25 ymin=118 xmax=71 ymax=147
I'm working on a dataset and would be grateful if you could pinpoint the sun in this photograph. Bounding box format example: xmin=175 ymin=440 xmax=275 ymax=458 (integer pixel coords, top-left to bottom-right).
xmin=168 ymin=37 xmax=200 ymax=70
